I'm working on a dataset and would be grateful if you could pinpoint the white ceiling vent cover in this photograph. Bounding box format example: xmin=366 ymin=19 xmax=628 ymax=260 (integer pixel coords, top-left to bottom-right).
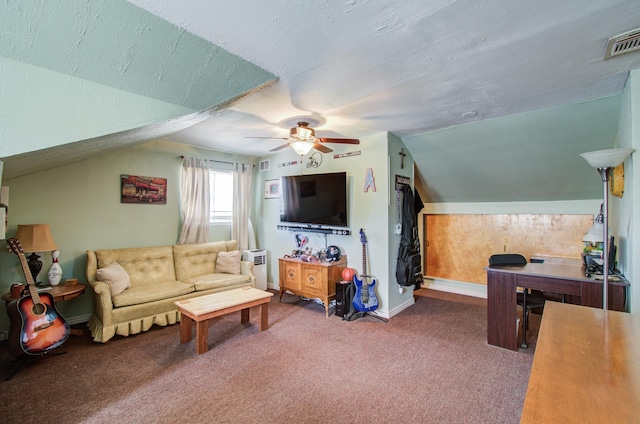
xmin=604 ymin=28 xmax=640 ymax=59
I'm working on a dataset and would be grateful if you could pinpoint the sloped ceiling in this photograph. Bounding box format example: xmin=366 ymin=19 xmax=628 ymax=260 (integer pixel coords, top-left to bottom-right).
xmin=2 ymin=0 xmax=640 ymax=202
xmin=0 ymin=0 xmax=275 ymax=170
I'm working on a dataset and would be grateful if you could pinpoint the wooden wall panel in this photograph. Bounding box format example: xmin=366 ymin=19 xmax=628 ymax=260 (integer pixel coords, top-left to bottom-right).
xmin=424 ymin=214 xmax=593 ymax=286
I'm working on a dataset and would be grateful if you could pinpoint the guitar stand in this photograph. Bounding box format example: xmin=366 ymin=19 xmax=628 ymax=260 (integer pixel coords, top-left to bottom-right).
xmin=363 ymin=312 xmax=388 ymax=323
xmin=3 ymin=349 xmax=67 ymax=381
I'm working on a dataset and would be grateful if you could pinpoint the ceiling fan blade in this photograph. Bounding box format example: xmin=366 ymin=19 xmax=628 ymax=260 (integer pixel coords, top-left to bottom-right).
xmin=317 ymin=137 xmax=360 ymax=144
xmin=269 ymin=143 xmax=291 ymax=152
xmin=313 ymin=143 xmax=333 ymax=153
xmin=246 ymin=136 xmax=290 ymax=140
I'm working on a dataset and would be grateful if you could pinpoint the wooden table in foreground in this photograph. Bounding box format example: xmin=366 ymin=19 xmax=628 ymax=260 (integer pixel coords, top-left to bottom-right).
xmin=486 ymin=263 xmax=628 ymax=350
xmin=175 ymin=287 xmax=274 ymax=355
xmin=521 ymin=302 xmax=640 ymax=423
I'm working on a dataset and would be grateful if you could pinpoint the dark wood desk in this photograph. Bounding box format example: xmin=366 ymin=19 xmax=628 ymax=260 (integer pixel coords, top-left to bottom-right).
xmin=521 ymin=302 xmax=640 ymax=423
xmin=486 ymin=263 xmax=628 ymax=350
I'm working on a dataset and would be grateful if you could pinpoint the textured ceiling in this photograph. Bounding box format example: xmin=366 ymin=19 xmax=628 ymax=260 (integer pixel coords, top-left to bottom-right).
xmin=128 ymin=0 xmax=640 ymax=202
xmin=2 ymin=0 xmax=640 ymax=202
xmin=128 ymin=0 xmax=640 ymax=140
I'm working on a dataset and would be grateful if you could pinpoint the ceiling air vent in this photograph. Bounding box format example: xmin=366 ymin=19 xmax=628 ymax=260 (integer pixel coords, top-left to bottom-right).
xmin=604 ymin=28 xmax=640 ymax=59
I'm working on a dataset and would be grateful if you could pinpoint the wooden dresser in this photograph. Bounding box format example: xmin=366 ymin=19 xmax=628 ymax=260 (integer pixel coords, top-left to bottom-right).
xmin=278 ymin=256 xmax=347 ymax=316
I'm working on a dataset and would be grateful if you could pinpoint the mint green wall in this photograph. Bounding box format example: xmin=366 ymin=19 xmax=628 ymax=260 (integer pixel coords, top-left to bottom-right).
xmin=407 ymin=96 xmax=622 ymax=202
xmin=386 ymin=132 xmax=416 ymax=313
xmin=0 ymin=0 xmax=275 ymax=157
xmin=616 ymin=69 xmax=638 ymax=312
xmin=0 ymin=140 xmax=255 ymax=337
xmin=253 ymin=132 xmax=400 ymax=316
xmin=0 ymin=57 xmax=195 ymax=157
xmin=0 ymin=0 xmax=274 ymax=110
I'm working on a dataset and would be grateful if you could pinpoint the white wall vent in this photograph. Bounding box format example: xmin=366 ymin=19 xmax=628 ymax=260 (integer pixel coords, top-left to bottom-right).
xmin=604 ymin=28 xmax=640 ymax=59
xmin=259 ymin=160 xmax=270 ymax=171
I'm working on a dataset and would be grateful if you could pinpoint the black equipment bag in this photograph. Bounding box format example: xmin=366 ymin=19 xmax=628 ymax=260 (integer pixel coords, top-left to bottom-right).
xmin=396 ymin=184 xmax=423 ymax=287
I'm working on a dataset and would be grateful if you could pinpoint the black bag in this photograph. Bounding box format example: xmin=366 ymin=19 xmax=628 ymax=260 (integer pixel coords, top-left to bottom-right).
xmin=342 ymin=281 xmax=365 ymax=322
xmin=396 ymin=184 xmax=423 ymax=287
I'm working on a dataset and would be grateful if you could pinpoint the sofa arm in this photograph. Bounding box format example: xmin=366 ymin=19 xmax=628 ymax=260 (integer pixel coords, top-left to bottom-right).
xmin=240 ymin=260 xmax=256 ymax=287
xmin=86 ymin=249 xmax=114 ymax=326
xmin=88 ymin=279 xmax=114 ymax=326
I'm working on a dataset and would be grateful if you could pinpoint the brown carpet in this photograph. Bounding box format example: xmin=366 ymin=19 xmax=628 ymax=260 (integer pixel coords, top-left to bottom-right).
xmin=0 ymin=289 xmax=539 ymax=423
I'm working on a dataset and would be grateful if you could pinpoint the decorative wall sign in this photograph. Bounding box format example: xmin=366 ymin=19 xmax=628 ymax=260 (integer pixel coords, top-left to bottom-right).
xmin=395 ymin=175 xmax=410 ymax=190
xmin=610 ymin=163 xmax=625 ymax=197
xmin=334 ymin=151 xmax=361 ymax=159
xmin=278 ymin=160 xmax=299 ymax=167
xmin=264 ymin=179 xmax=280 ymax=199
xmin=364 ymin=168 xmax=377 ymax=192
xmin=121 ymin=175 xmax=167 ymax=204
xmin=306 ymin=152 xmax=322 ymax=168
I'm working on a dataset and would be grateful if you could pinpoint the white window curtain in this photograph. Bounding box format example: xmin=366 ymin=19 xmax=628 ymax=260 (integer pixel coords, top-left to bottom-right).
xmin=178 ymin=157 xmax=210 ymax=244
xmin=232 ymin=163 xmax=253 ymax=250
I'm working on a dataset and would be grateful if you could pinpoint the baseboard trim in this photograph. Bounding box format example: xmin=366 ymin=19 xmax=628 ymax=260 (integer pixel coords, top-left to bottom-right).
xmin=422 ymin=277 xmax=487 ymax=299
xmin=377 ymin=296 xmax=415 ymax=319
xmin=68 ymin=314 xmax=92 ymax=326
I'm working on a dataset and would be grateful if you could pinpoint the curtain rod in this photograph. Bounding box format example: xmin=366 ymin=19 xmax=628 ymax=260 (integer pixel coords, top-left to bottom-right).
xmin=178 ymin=155 xmax=254 ymax=167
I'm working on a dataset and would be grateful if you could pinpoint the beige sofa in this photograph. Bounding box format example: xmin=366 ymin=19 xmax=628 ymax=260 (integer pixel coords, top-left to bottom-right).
xmin=86 ymin=240 xmax=255 ymax=343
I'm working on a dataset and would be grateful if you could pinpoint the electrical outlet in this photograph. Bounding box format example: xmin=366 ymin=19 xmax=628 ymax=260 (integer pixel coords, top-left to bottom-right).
xmin=395 ymin=224 xmax=402 ymax=235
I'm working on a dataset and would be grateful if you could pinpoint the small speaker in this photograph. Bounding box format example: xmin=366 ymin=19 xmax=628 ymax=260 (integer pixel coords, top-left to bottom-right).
xmin=335 ymin=281 xmax=351 ymax=317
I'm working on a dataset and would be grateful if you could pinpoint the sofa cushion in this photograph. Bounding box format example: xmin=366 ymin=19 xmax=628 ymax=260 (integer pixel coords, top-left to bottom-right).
xmin=173 ymin=241 xmax=238 ymax=282
xmin=96 ymin=261 xmax=131 ymax=297
xmin=95 ymin=246 xmax=176 ymax=287
xmin=188 ymin=273 xmax=252 ymax=291
xmin=112 ymin=280 xmax=194 ymax=308
xmin=215 ymin=250 xmax=242 ymax=274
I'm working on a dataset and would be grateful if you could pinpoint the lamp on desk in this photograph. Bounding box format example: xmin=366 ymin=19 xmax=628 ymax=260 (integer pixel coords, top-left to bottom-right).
xmin=582 ymin=203 xmax=604 ymax=246
xmin=580 ymin=148 xmax=634 ymax=310
xmin=15 ymin=224 xmax=58 ymax=285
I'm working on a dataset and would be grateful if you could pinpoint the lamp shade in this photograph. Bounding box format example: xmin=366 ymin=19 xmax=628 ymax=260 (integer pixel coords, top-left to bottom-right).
xmin=582 ymin=227 xmax=603 ymax=243
xmin=290 ymin=141 xmax=315 ymax=156
xmin=15 ymin=224 xmax=58 ymax=252
xmin=580 ymin=148 xmax=634 ymax=169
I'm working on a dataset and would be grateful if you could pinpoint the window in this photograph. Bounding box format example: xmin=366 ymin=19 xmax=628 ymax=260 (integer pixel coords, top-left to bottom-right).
xmin=210 ymin=170 xmax=233 ymax=223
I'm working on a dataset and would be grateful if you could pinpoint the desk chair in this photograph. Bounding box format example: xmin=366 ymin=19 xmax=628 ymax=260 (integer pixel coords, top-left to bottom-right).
xmin=488 ymin=254 xmax=546 ymax=348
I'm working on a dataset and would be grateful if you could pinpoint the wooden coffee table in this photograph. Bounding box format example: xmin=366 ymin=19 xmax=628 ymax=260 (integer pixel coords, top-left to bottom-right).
xmin=175 ymin=287 xmax=274 ymax=354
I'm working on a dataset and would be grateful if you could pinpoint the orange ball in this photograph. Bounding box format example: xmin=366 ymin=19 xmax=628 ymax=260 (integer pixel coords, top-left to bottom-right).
xmin=342 ymin=267 xmax=356 ymax=282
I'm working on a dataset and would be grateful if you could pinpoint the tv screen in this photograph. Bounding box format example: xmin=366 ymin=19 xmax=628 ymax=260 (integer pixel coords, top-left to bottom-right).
xmin=608 ymin=236 xmax=617 ymax=273
xmin=279 ymin=172 xmax=348 ymax=227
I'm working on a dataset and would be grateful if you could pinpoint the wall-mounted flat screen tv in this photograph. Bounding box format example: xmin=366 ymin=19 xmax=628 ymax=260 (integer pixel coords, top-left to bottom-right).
xmin=279 ymin=172 xmax=348 ymax=227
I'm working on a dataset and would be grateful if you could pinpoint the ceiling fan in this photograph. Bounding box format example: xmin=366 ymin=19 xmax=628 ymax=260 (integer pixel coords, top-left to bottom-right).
xmin=247 ymin=121 xmax=359 ymax=155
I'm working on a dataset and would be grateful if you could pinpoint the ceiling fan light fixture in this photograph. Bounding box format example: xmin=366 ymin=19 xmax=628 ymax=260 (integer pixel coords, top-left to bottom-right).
xmin=290 ymin=122 xmax=315 ymax=141
xmin=290 ymin=141 xmax=315 ymax=156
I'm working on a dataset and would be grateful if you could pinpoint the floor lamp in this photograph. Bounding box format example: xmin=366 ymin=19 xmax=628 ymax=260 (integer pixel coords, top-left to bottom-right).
xmin=580 ymin=148 xmax=634 ymax=310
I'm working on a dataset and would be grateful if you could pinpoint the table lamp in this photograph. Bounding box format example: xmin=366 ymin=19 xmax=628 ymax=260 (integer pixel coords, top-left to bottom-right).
xmin=15 ymin=224 xmax=58 ymax=285
xmin=580 ymin=148 xmax=634 ymax=310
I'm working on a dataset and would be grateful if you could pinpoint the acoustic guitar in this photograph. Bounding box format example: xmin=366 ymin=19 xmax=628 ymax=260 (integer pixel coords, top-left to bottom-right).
xmin=6 ymin=238 xmax=70 ymax=357
xmin=353 ymin=229 xmax=379 ymax=312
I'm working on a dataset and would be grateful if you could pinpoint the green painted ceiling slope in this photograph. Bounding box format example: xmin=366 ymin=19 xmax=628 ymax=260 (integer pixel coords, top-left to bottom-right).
xmin=405 ymin=95 xmax=622 ymax=202
xmin=0 ymin=0 xmax=275 ymax=159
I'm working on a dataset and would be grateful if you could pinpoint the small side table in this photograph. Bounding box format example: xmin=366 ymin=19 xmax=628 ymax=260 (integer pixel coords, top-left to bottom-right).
xmin=2 ymin=283 xmax=87 ymax=336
